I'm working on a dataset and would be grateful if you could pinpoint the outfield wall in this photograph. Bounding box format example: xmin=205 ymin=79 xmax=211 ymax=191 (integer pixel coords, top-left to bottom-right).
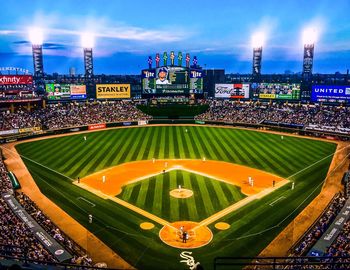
xmin=1 ymin=119 xmax=349 ymax=144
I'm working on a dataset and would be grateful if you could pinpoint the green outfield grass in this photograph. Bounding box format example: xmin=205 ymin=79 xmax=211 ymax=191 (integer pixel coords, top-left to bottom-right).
xmin=118 ymin=170 xmax=246 ymax=222
xmin=15 ymin=126 xmax=337 ymax=270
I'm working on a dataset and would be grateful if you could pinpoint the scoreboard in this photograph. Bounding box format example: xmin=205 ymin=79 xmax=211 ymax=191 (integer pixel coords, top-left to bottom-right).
xmin=142 ymin=66 xmax=203 ymax=95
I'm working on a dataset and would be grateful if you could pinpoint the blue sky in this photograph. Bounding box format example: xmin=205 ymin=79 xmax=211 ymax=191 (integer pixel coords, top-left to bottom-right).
xmin=1 ymin=0 xmax=350 ymax=75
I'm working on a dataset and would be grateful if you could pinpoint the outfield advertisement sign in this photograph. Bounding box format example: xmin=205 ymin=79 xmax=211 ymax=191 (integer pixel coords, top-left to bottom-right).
xmin=0 ymin=129 xmax=18 ymax=136
xmin=311 ymin=85 xmax=350 ymax=103
xmin=138 ymin=120 xmax=148 ymax=126
xmin=215 ymin=84 xmax=250 ymax=98
xmin=2 ymin=193 xmax=72 ymax=262
xmin=96 ymin=84 xmax=131 ymax=99
xmin=88 ymin=123 xmax=106 ymax=130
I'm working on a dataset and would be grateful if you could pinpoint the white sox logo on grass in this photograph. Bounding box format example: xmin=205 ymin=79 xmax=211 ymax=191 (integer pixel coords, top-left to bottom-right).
xmin=180 ymin=251 xmax=200 ymax=270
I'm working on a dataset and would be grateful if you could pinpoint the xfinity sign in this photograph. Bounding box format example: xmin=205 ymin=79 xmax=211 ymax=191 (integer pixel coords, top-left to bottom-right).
xmin=311 ymin=85 xmax=350 ymax=103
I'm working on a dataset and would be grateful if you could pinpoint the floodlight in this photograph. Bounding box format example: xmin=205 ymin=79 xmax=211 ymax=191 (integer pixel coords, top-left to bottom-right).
xmin=81 ymin=32 xmax=94 ymax=48
xmin=302 ymin=27 xmax=317 ymax=45
xmin=251 ymin=32 xmax=265 ymax=49
xmin=29 ymin=27 xmax=43 ymax=45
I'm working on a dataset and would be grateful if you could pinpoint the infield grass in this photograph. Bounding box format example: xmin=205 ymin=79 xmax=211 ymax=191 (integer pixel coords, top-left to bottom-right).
xmin=15 ymin=126 xmax=337 ymax=270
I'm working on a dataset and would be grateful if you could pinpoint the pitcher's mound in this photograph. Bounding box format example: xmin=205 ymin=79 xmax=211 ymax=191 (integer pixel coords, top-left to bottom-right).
xmin=159 ymin=221 xmax=212 ymax=249
xmin=169 ymin=189 xmax=193 ymax=198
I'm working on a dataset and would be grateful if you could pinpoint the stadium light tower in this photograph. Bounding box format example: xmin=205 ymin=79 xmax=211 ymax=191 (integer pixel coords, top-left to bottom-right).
xmin=29 ymin=27 xmax=44 ymax=78
xmin=81 ymin=32 xmax=94 ymax=79
xmin=251 ymin=32 xmax=265 ymax=77
xmin=302 ymin=27 xmax=317 ymax=79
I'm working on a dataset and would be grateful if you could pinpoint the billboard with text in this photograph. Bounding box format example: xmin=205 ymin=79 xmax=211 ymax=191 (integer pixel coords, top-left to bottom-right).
xmin=0 ymin=75 xmax=33 ymax=85
xmin=215 ymin=84 xmax=250 ymax=98
xmin=311 ymin=85 xmax=350 ymax=103
xmin=96 ymin=84 xmax=130 ymax=99
xmin=46 ymin=84 xmax=86 ymax=100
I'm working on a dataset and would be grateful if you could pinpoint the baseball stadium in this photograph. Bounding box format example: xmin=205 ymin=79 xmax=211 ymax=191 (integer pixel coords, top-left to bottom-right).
xmin=1 ymin=1 xmax=350 ymax=270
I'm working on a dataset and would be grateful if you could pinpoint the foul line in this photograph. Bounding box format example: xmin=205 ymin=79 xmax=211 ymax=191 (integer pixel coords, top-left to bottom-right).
xmin=269 ymin=196 xmax=286 ymax=206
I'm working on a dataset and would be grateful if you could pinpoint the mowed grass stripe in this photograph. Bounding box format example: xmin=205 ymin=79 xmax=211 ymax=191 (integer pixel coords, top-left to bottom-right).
xmin=196 ymin=174 xmax=215 ymax=216
xmin=162 ymin=172 xmax=171 ymax=220
xmin=172 ymin=127 xmax=180 ymax=158
xmin=35 ymin=135 xmax=83 ymax=168
xmin=152 ymin=174 xmax=163 ymax=216
xmin=146 ymin=127 xmax=160 ymax=160
xmin=175 ymin=127 xmax=186 ymax=159
xmin=135 ymin=177 xmax=151 ymax=208
xmin=67 ymin=131 xmax=118 ymax=177
xmin=162 ymin=126 xmax=170 ymax=158
xmin=184 ymin=128 xmax=201 ymax=158
xmin=136 ymin=127 xmax=153 ymax=161
xmin=61 ymin=132 xmax=109 ymax=175
xmin=178 ymin=127 xmax=191 ymax=158
xmin=111 ymin=128 xmax=143 ymax=164
xmin=222 ymin=128 xmax=255 ymax=165
xmin=246 ymin=131 xmax=292 ymax=176
xmin=96 ymin=129 xmax=134 ymax=171
xmin=82 ymin=131 xmax=124 ymax=176
xmin=209 ymin=128 xmax=236 ymax=162
xmin=157 ymin=126 xmax=166 ymax=159
xmin=215 ymin=128 xmax=245 ymax=163
xmin=168 ymin=126 xmax=175 ymax=159
xmin=195 ymin=127 xmax=217 ymax=160
xmin=190 ymin=127 xmax=208 ymax=159
xmin=202 ymin=127 xmax=229 ymax=161
xmin=234 ymin=130 xmax=282 ymax=174
xmin=169 ymin=171 xmax=180 ymax=221
xmin=125 ymin=127 xmax=148 ymax=162
xmin=182 ymin=171 xmax=199 ymax=221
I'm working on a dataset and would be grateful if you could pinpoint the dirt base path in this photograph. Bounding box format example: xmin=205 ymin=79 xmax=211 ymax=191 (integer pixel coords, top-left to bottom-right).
xmin=259 ymin=141 xmax=350 ymax=256
xmin=2 ymin=143 xmax=134 ymax=270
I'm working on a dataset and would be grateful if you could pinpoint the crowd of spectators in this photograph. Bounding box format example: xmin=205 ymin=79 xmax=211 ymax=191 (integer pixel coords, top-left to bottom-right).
xmin=195 ymin=100 xmax=350 ymax=134
xmin=0 ymin=100 xmax=151 ymax=131
xmin=16 ymin=192 xmax=92 ymax=266
xmin=0 ymin=156 xmax=55 ymax=262
xmin=292 ymin=193 xmax=347 ymax=256
xmin=0 ymin=155 xmax=93 ymax=266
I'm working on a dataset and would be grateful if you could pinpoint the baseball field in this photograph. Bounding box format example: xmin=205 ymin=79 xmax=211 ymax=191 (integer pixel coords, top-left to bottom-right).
xmin=14 ymin=125 xmax=337 ymax=270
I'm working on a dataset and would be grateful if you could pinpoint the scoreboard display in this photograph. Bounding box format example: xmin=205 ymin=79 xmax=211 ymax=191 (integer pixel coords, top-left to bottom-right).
xmin=45 ymin=84 xmax=86 ymax=100
xmin=142 ymin=66 xmax=203 ymax=95
xmin=252 ymin=83 xmax=301 ymax=100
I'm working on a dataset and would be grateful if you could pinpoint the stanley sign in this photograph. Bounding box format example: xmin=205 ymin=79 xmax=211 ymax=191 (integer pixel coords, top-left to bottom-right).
xmin=96 ymin=84 xmax=131 ymax=99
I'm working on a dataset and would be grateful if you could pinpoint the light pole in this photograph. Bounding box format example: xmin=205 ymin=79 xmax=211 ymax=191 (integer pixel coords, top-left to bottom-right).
xmin=81 ymin=33 xmax=94 ymax=79
xmin=29 ymin=27 xmax=44 ymax=78
xmin=251 ymin=32 xmax=265 ymax=79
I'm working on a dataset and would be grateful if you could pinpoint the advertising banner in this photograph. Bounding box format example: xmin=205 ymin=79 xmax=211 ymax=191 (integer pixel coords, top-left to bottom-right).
xmin=215 ymin=84 xmax=250 ymax=98
xmin=96 ymin=84 xmax=130 ymax=99
xmin=46 ymin=84 xmax=86 ymax=100
xmin=2 ymin=193 xmax=72 ymax=262
xmin=258 ymin=83 xmax=300 ymax=100
xmin=311 ymin=85 xmax=350 ymax=103
xmin=0 ymin=75 xmax=33 ymax=85
xmin=138 ymin=120 xmax=148 ymax=126
xmin=18 ymin=127 xmax=41 ymax=134
xmin=0 ymin=129 xmax=19 ymax=136
xmin=88 ymin=123 xmax=106 ymax=130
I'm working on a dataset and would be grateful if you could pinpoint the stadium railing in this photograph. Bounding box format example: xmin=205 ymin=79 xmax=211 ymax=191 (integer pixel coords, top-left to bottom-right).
xmin=213 ymin=256 xmax=350 ymax=270
xmin=0 ymin=244 xmax=133 ymax=270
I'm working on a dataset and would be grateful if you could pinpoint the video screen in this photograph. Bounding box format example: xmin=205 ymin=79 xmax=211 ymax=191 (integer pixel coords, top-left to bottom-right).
xmin=142 ymin=66 xmax=203 ymax=94
xmin=255 ymin=83 xmax=300 ymax=100
xmin=46 ymin=84 xmax=86 ymax=100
